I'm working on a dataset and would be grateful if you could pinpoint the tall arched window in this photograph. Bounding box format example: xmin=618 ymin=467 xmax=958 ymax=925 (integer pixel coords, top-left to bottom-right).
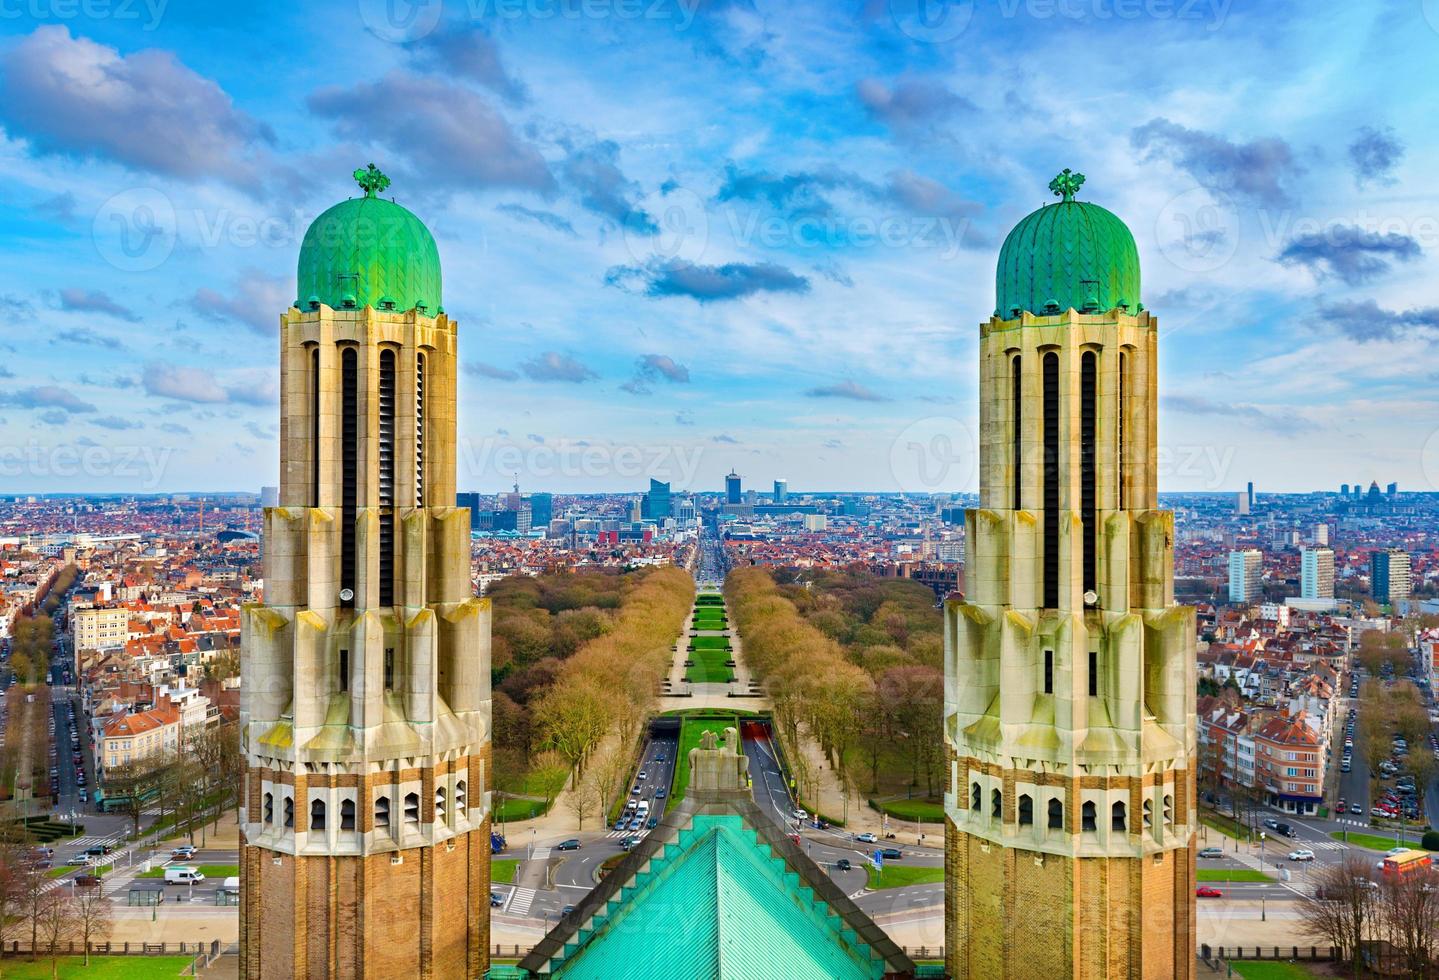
xmin=455 ymin=780 xmax=467 ymax=817
xmin=283 ymin=796 xmax=294 ymax=829
xmin=1048 ymin=798 xmax=1063 ymax=830
xmin=310 ymin=347 xmax=320 ymax=507
xmin=263 ymin=792 xmax=273 ymax=825
xmin=1011 ymin=354 xmax=1022 ymax=511
xmin=1081 ymin=800 xmax=1096 ymax=832
xmin=339 ymin=346 xmax=358 ymax=606
xmin=1080 ymin=350 xmax=1097 ymax=595
xmin=990 ymin=788 xmax=1002 ymax=820
xmin=375 ymin=796 xmax=391 ymax=829
xmin=1142 ymin=799 xmax=1153 ymax=830
xmin=1117 ymin=349 xmax=1128 ymax=509
xmin=1018 ymin=794 xmax=1033 ymax=826
xmin=1163 ymin=794 xmax=1174 ymax=826
xmin=1111 ymin=801 xmax=1127 ymax=833
xmin=340 ymin=799 xmax=356 ymax=831
xmin=1042 ymin=351 xmax=1059 ymax=608
xmin=414 ymin=353 xmax=426 ymax=507
xmin=971 ymin=782 xmax=981 ymax=811
xmin=435 ymin=786 xmax=447 ymax=823
xmin=404 ymin=792 xmax=420 ymax=827
xmin=377 ymin=348 xmax=396 ymax=607
xmin=311 ymin=799 xmax=326 ymax=831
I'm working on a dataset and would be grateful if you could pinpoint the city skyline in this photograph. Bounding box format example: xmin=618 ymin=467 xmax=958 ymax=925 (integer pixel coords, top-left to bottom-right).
xmin=2 ymin=3 xmax=1438 ymax=494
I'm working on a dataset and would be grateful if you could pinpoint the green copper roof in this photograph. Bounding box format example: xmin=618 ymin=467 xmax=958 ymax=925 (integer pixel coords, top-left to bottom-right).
xmin=995 ymin=168 xmax=1140 ymax=317
xmin=295 ymin=164 xmax=441 ymax=314
xmin=539 ymin=814 xmax=890 ymax=980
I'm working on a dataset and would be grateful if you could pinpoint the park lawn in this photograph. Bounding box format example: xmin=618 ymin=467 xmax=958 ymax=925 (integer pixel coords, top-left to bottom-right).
xmin=138 ymin=864 xmax=238 ymax=879
xmin=685 ymin=647 xmax=734 ymax=683
xmin=0 ymin=957 xmax=195 ymax=979
xmin=866 ymin=865 xmax=945 ymax=890
xmin=875 ymin=798 xmax=944 ymax=823
xmin=1200 ymin=811 xmax=1252 ymax=842
xmin=670 ymin=715 xmax=740 ymax=808
xmin=491 ymin=858 xmax=520 ymax=884
xmin=1328 ymin=830 xmax=1432 ymax=852
xmin=689 ymin=636 xmax=731 ymax=651
xmin=1196 ymin=869 xmax=1273 ymax=882
xmin=494 ymin=796 xmax=550 ymax=823
xmin=1230 ymin=962 xmax=1327 ymax=980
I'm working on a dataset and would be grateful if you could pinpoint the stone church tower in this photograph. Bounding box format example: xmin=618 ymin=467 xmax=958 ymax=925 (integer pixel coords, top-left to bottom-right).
xmin=239 ymin=166 xmax=492 ymax=979
xmin=944 ymin=171 xmax=1196 ymax=979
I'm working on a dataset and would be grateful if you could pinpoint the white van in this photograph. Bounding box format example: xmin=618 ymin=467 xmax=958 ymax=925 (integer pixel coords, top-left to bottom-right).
xmin=636 ymin=801 xmax=650 ymax=818
xmin=220 ymin=876 xmax=240 ymax=893
xmin=164 ymin=866 xmax=205 ymax=884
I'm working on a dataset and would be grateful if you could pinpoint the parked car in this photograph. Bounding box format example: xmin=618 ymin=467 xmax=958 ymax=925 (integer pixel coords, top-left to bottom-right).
xmin=556 ymin=839 xmax=581 ymax=851
xmin=1289 ymin=849 xmax=1316 ymax=862
xmin=1196 ymin=886 xmax=1223 ymax=898
xmin=65 ymin=855 xmax=90 ymax=866
xmin=1198 ymin=847 xmax=1223 ymax=859
xmin=1262 ymin=818 xmax=1280 ymax=830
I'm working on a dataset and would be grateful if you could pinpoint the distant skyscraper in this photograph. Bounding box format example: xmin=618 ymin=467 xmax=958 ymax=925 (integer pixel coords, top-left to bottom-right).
xmin=725 ymin=470 xmax=741 ymax=505
xmin=642 ymin=478 xmax=672 ymax=520
xmin=259 ymin=485 xmax=279 ymax=508
xmin=1387 ymin=482 xmax=1398 ymax=496
xmin=1312 ymin=523 xmax=1329 ymax=546
xmin=1246 ymin=481 xmax=1254 ymax=511
xmin=456 ymin=491 xmax=482 ymax=529
xmin=1340 ymin=483 xmax=1349 ymax=496
xmin=1371 ymin=549 xmax=1412 ymax=605
xmin=1235 ymin=491 xmax=1250 ymax=516
xmin=1301 ymin=547 xmax=1334 ymax=599
xmin=529 ymin=492 xmax=553 ymax=528
xmin=1228 ymin=549 xmax=1263 ymax=602
xmin=773 ymin=478 xmax=788 ymax=503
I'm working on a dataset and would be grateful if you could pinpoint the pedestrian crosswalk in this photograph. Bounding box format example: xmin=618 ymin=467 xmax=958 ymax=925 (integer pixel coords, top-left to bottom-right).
xmin=69 ymin=834 xmax=123 ymax=848
xmin=529 ymin=846 xmax=551 ymax=859
xmin=507 ymin=887 xmax=536 ymax=916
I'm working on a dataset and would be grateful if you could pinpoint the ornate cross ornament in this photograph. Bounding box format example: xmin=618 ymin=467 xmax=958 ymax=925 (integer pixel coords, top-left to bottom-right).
xmin=1048 ymin=168 xmax=1085 ymax=202
xmin=353 ymin=163 xmax=391 ymax=198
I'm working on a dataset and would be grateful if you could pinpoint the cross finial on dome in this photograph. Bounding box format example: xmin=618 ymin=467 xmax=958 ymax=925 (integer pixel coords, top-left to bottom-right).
xmin=353 ymin=163 xmax=391 ymax=198
xmin=1048 ymin=168 xmax=1085 ymax=202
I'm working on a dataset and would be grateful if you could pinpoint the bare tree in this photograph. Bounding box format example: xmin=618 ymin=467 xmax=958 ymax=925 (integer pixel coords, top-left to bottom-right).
xmin=1375 ymin=867 xmax=1439 ymax=978
xmin=34 ymin=890 xmax=77 ymax=980
xmin=1298 ymin=856 xmax=1379 ymax=976
xmin=72 ymin=885 xmax=110 ymax=967
xmin=566 ymin=766 xmax=601 ymax=831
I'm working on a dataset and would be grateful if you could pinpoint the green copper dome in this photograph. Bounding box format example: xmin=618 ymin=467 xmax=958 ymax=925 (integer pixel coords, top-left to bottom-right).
xmin=295 ymin=164 xmax=441 ymax=314
xmin=995 ymin=169 xmax=1140 ymax=318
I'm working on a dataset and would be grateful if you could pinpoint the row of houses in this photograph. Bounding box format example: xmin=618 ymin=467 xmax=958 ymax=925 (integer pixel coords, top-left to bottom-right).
xmin=1195 ymin=604 xmax=1360 ymax=815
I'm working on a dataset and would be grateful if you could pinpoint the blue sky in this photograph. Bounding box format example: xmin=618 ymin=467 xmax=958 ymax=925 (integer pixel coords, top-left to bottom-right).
xmin=1 ymin=0 xmax=1437 ymax=495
